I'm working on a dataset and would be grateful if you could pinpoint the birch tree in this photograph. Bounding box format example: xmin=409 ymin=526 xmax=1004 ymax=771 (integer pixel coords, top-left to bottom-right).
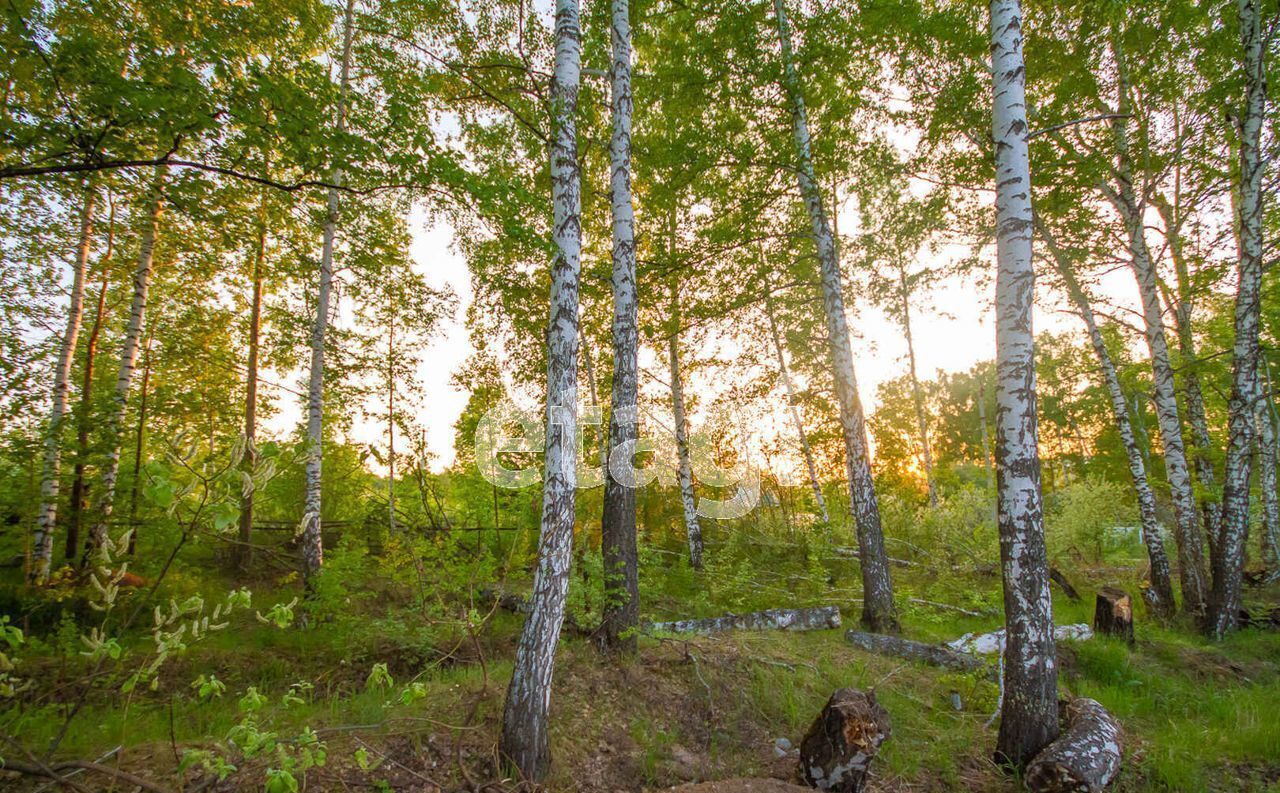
xmin=85 ymin=166 xmax=165 ymax=563
xmin=498 ymin=0 xmax=583 ymax=778
xmin=989 ymin=0 xmax=1058 ymax=768
xmin=1207 ymin=0 xmax=1267 ymax=638
xmin=1099 ymin=36 xmax=1209 ymax=616
xmin=600 ymin=0 xmax=641 ymax=652
xmin=67 ymin=202 xmax=116 ymax=561
xmin=1037 ymin=218 xmax=1177 ymax=615
xmin=764 ymin=281 xmax=829 ymax=523
xmin=668 ymin=283 xmax=704 ymax=569
xmin=301 ymin=0 xmax=357 ymax=584
xmin=772 ymin=0 xmax=897 ymax=632
xmin=29 ymin=184 xmax=95 ymax=584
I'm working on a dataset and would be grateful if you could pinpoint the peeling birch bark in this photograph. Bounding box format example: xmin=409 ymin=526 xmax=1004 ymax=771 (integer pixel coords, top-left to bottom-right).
xmin=1025 ymin=698 xmax=1122 ymax=793
xmin=301 ymin=0 xmax=356 ymax=584
xmin=600 ymin=0 xmax=640 ymax=652
xmin=30 ymin=184 xmax=96 ymax=584
xmin=498 ymin=0 xmax=582 ymax=780
xmin=989 ymin=0 xmax=1058 ymax=767
xmin=773 ymin=0 xmax=897 ymax=633
xmin=1208 ymin=0 xmax=1267 ymax=638
xmin=652 ymin=606 xmax=841 ymax=636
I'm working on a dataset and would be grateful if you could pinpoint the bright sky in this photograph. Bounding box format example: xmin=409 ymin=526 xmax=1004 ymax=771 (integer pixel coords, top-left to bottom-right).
xmin=333 ymin=199 xmax=1109 ymax=474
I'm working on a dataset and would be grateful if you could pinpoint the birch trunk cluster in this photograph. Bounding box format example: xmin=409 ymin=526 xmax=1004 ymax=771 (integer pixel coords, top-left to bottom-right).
xmin=1208 ymin=0 xmax=1267 ymax=638
xmin=30 ymin=185 xmax=96 ymax=583
xmin=600 ymin=0 xmax=641 ymax=652
xmin=85 ymin=166 xmax=166 ymax=565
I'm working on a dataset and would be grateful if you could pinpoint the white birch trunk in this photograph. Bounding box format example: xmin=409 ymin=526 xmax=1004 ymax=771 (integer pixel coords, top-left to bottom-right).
xmin=773 ymin=0 xmax=897 ymax=632
xmin=989 ymin=0 xmax=1058 ymax=768
xmin=765 ymin=285 xmax=829 ymax=523
xmin=1154 ymin=198 xmax=1222 ymax=544
xmin=498 ymin=0 xmax=582 ymax=778
xmin=85 ymin=167 xmax=165 ymax=563
xmin=1107 ymin=38 xmax=1209 ymax=616
xmin=600 ymin=0 xmax=641 ymax=651
xmin=301 ymin=0 xmax=356 ymax=583
xmin=1037 ymin=219 xmax=1177 ymax=615
xmin=29 ymin=185 xmax=96 ymax=583
xmin=1208 ymin=0 xmax=1267 ymax=637
xmin=668 ymin=285 xmax=703 ymax=569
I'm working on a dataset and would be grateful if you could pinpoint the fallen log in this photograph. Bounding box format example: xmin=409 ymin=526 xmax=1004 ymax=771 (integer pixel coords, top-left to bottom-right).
xmin=1049 ymin=567 xmax=1081 ymax=602
xmin=1093 ymin=588 xmax=1134 ymax=644
xmin=652 ymin=606 xmax=841 ymax=636
xmin=946 ymin=623 xmax=1093 ymax=655
xmin=798 ymin=688 xmax=890 ymax=792
xmin=843 ymin=631 xmax=987 ymax=674
xmin=1025 ymin=698 xmax=1122 ymax=793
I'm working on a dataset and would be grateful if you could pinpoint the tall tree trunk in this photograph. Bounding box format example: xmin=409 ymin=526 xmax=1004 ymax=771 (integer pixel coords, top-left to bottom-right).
xmin=1153 ymin=197 xmax=1221 ymax=544
xmin=498 ymin=0 xmax=582 ymax=779
xmin=1106 ymin=37 xmax=1209 ymax=617
xmin=67 ymin=221 xmax=114 ymax=562
xmin=387 ymin=310 xmax=397 ymax=534
xmin=899 ymin=267 xmax=938 ymax=507
xmin=773 ymin=0 xmax=897 ymax=633
xmin=989 ymin=0 xmax=1058 ymax=769
xmin=764 ymin=283 xmax=829 ymax=523
xmin=1038 ymin=219 xmax=1177 ymax=616
xmin=85 ymin=166 xmax=165 ymax=564
xmin=302 ymin=0 xmax=356 ymax=584
xmin=668 ymin=284 xmax=703 ymax=569
xmin=600 ymin=0 xmax=641 ymax=653
xmin=125 ymin=329 xmax=153 ymax=555
xmin=237 ymin=209 xmax=267 ymax=570
xmin=1208 ymin=0 xmax=1267 ymax=638
xmin=29 ymin=184 xmax=96 ymax=584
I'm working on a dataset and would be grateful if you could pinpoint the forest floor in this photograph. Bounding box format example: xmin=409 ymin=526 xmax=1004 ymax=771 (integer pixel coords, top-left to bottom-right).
xmin=4 ymin=545 xmax=1280 ymax=792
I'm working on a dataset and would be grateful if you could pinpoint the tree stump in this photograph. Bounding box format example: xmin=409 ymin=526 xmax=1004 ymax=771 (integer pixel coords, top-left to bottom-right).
xmin=1093 ymin=588 xmax=1133 ymax=644
xmin=1025 ymin=698 xmax=1122 ymax=793
xmin=797 ymin=688 xmax=890 ymax=792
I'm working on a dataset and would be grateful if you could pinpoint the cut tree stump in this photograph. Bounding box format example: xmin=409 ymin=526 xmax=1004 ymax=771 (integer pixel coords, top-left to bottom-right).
xmin=844 ymin=631 xmax=987 ymax=674
xmin=651 ymin=606 xmax=841 ymax=636
xmin=797 ymin=688 xmax=890 ymax=792
xmin=1050 ymin=567 xmax=1081 ymax=602
xmin=1025 ymin=697 xmax=1122 ymax=793
xmin=1093 ymin=588 xmax=1134 ymax=644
